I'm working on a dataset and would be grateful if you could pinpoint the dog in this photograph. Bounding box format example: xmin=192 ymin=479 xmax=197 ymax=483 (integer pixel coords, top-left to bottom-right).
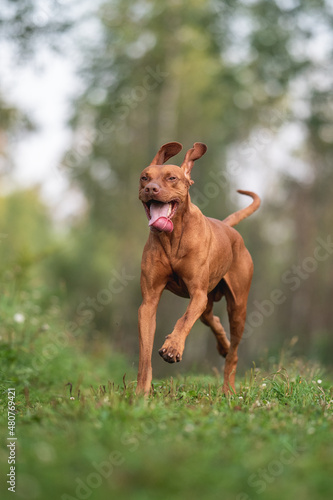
xmin=136 ymin=142 xmax=260 ymax=395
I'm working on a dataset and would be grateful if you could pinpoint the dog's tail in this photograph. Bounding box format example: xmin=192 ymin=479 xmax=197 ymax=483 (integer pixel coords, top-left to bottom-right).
xmin=223 ymin=190 xmax=261 ymax=227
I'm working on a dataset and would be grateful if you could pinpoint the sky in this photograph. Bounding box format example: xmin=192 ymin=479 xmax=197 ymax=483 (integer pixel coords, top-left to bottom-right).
xmin=0 ymin=0 xmax=97 ymax=221
xmin=1 ymin=42 xmax=85 ymax=220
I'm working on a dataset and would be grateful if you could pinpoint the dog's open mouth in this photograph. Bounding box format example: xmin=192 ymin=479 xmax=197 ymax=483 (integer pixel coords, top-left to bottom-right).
xmin=143 ymin=200 xmax=179 ymax=233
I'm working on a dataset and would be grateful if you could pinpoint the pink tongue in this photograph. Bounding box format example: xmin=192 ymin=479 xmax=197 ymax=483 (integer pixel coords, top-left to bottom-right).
xmin=149 ymin=202 xmax=174 ymax=233
xmin=150 ymin=217 xmax=173 ymax=232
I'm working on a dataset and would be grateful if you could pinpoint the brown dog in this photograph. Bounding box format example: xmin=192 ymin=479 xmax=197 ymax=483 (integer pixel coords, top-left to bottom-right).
xmin=136 ymin=142 xmax=260 ymax=395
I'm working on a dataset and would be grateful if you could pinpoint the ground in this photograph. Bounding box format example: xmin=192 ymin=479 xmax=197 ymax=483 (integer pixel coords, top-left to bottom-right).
xmin=0 ymin=286 xmax=332 ymax=500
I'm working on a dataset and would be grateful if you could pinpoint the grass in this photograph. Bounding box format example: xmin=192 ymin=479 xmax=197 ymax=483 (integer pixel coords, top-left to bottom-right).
xmin=0 ymin=284 xmax=333 ymax=500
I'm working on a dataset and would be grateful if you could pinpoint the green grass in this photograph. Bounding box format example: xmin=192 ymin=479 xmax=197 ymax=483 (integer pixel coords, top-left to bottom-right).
xmin=1 ymin=285 xmax=333 ymax=500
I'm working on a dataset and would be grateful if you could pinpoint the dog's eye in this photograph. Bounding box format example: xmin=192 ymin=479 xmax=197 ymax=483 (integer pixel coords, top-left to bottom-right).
xmin=141 ymin=175 xmax=148 ymax=182
xmin=168 ymin=176 xmax=177 ymax=181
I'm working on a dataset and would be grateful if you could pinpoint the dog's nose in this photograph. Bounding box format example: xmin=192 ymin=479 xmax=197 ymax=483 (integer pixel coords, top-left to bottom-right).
xmin=144 ymin=182 xmax=161 ymax=195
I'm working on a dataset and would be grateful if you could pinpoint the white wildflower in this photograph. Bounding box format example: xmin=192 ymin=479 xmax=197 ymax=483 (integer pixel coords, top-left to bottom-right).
xmin=13 ymin=313 xmax=25 ymax=324
xmin=317 ymin=379 xmax=322 ymax=384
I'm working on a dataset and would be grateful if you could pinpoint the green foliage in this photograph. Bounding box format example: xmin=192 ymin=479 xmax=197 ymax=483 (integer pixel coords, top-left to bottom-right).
xmin=0 ymin=0 xmax=74 ymax=56
xmin=0 ymin=274 xmax=332 ymax=500
xmin=0 ymin=280 xmax=131 ymax=394
xmin=0 ymin=303 xmax=332 ymax=500
xmin=0 ymin=188 xmax=56 ymax=285
xmin=0 ymin=95 xmax=33 ymax=133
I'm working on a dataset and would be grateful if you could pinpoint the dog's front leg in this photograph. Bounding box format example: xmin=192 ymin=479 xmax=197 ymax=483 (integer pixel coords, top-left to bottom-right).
xmin=136 ymin=277 xmax=166 ymax=395
xmin=159 ymin=288 xmax=208 ymax=363
xmin=136 ymin=298 xmax=158 ymax=395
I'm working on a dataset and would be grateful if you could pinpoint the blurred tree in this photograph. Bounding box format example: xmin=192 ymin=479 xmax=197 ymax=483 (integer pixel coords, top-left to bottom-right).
xmin=0 ymin=0 xmax=80 ymax=286
xmin=245 ymin=0 xmax=333 ymax=362
xmin=0 ymin=94 xmax=35 ymax=182
xmin=276 ymin=84 xmax=333 ymax=362
xmin=0 ymin=188 xmax=55 ymax=285
xmin=0 ymin=0 xmax=74 ymax=56
xmin=60 ymin=0 xmax=333 ymax=368
xmin=59 ymin=0 xmax=287 ymax=360
xmin=3 ymin=0 xmax=331 ymax=369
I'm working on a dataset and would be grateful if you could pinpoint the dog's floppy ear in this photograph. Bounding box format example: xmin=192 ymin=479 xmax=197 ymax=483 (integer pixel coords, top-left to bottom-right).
xmin=181 ymin=142 xmax=207 ymax=185
xmin=150 ymin=142 xmax=183 ymax=165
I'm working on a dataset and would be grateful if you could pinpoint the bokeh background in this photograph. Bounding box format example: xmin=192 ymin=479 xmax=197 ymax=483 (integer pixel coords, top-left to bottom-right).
xmin=1 ymin=0 xmax=333 ymax=381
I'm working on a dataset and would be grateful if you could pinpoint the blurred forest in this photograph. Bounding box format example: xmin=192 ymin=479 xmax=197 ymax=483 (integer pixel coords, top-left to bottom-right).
xmin=1 ymin=0 xmax=333 ymax=377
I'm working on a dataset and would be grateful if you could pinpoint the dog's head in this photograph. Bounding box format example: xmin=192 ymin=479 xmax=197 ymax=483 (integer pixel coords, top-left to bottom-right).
xmin=139 ymin=141 xmax=207 ymax=233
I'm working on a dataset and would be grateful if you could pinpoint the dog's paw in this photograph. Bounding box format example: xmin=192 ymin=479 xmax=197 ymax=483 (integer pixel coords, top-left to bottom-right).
xmin=216 ymin=342 xmax=229 ymax=358
xmin=158 ymin=338 xmax=182 ymax=363
xmin=222 ymin=383 xmax=236 ymax=396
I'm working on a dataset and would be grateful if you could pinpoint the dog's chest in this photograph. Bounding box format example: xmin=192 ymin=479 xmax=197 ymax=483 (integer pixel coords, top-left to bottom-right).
xmin=165 ymin=273 xmax=190 ymax=298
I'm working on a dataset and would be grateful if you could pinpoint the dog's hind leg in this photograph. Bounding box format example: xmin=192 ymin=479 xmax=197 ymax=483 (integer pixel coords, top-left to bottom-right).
xmin=222 ymin=245 xmax=254 ymax=394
